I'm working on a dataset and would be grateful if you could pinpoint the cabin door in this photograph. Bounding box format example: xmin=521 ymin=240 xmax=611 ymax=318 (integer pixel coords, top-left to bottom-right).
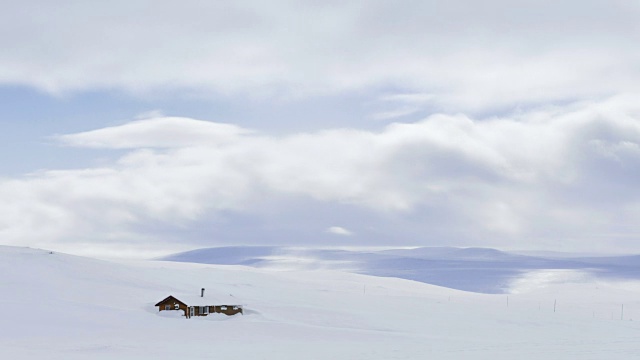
xmin=189 ymin=306 xmax=194 ymax=317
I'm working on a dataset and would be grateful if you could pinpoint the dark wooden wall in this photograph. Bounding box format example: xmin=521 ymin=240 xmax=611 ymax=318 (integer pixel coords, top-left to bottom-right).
xmin=156 ymin=297 xmax=188 ymax=317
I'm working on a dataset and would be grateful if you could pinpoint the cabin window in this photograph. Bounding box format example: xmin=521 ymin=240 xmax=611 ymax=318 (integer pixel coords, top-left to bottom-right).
xmin=220 ymin=306 xmax=227 ymax=310
xmin=233 ymin=306 xmax=238 ymax=310
xmin=165 ymin=305 xmax=171 ymax=310
xmin=201 ymin=306 xmax=209 ymax=314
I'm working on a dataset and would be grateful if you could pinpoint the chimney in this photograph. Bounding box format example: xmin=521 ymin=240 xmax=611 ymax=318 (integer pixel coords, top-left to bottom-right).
xmin=201 ymin=288 xmax=205 ymax=297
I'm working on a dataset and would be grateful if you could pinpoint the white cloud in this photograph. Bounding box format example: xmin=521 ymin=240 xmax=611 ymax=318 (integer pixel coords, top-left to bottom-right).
xmin=370 ymin=93 xmax=436 ymax=120
xmin=326 ymin=226 xmax=353 ymax=236
xmin=0 ymin=1 xmax=639 ymax=111
xmin=2 ymin=95 xmax=640 ymax=253
xmin=56 ymin=117 xmax=251 ymax=149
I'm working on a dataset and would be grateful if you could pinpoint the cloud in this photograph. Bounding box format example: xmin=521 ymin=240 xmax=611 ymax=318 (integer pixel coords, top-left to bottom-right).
xmin=56 ymin=117 xmax=252 ymax=148
xmin=1 ymin=95 xmax=640 ymax=254
xmin=326 ymin=226 xmax=353 ymax=236
xmin=1 ymin=1 xmax=639 ymax=111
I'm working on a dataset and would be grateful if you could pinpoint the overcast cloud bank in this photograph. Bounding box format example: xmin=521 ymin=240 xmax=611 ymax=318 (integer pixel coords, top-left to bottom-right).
xmin=0 ymin=95 xmax=638 ymax=254
xmin=1 ymin=1 xmax=639 ymax=112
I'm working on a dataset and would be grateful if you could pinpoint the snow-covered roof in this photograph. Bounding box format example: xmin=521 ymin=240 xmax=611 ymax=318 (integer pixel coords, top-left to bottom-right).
xmin=171 ymin=292 xmax=242 ymax=306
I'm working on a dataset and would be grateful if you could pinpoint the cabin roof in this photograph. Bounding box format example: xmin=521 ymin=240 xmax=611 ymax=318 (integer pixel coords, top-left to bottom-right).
xmin=154 ymin=295 xmax=188 ymax=307
xmin=174 ymin=293 xmax=241 ymax=306
xmin=156 ymin=293 xmax=242 ymax=307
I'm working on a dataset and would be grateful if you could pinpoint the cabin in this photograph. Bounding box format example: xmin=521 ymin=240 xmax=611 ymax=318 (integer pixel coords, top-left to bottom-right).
xmin=155 ymin=288 xmax=243 ymax=318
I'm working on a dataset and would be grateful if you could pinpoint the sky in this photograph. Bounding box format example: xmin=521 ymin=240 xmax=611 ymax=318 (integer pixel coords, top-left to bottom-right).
xmin=1 ymin=0 xmax=640 ymax=257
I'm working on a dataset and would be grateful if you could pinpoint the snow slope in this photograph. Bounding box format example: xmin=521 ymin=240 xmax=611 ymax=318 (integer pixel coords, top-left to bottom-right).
xmin=3 ymin=245 xmax=640 ymax=359
xmin=161 ymin=246 xmax=640 ymax=293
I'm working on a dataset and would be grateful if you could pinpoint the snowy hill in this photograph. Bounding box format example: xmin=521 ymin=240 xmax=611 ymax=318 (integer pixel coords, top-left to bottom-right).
xmin=3 ymin=245 xmax=640 ymax=359
xmin=160 ymin=246 xmax=640 ymax=293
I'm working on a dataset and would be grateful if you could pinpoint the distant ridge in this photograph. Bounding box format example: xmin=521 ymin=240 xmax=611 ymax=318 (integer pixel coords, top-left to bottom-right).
xmin=159 ymin=246 xmax=640 ymax=294
xmin=161 ymin=246 xmax=281 ymax=266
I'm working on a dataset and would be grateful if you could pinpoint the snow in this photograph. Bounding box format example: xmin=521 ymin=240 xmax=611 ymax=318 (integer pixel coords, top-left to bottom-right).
xmin=171 ymin=293 xmax=241 ymax=307
xmin=157 ymin=309 xmax=184 ymax=319
xmin=2 ymin=245 xmax=640 ymax=359
xmin=161 ymin=246 xmax=640 ymax=294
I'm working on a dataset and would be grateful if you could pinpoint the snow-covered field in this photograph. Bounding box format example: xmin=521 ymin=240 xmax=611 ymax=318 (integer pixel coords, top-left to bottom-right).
xmin=3 ymin=245 xmax=640 ymax=359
